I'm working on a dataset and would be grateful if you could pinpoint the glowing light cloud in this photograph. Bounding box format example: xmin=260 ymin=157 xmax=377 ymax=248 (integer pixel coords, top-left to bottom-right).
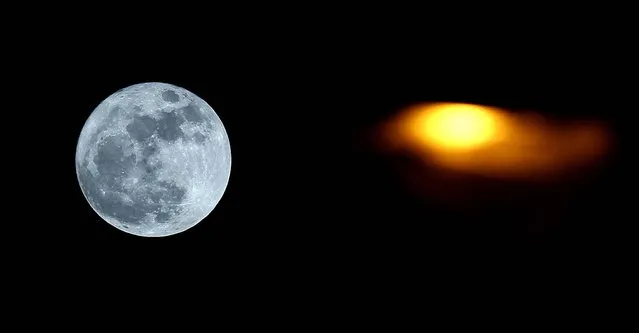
xmin=383 ymin=102 xmax=610 ymax=179
xmin=407 ymin=103 xmax=503 ymax=150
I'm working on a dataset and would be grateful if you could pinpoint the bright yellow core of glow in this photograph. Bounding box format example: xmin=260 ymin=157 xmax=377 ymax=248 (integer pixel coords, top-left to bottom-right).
xmin=418 ymin=104 xmax=498 ymax=150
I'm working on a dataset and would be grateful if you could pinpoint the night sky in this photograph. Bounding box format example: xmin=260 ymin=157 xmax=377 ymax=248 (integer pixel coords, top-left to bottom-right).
xmin=8 ymin=15 xmax=630 ymax=315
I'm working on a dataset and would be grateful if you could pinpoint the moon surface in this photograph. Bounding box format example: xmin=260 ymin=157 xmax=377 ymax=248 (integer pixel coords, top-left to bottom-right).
xmin=75 ymin=82 xmax=231 ymax=237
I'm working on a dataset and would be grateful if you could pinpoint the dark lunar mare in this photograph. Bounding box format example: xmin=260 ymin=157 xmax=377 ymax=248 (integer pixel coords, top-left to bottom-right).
xmin=79 ymin=134 xmax=187 ymax=227
xmin=125 ymin=104 xmax=207 ymax=143
xmin=157 ymin=111 xmax=185 ymax=142
xmin=161 ymin=90 xmax=180 ymax=103
xmin=180 ymin=103 xmax=204 ymax=123
xmin=126 ymin=115 xmax=156 ymax=141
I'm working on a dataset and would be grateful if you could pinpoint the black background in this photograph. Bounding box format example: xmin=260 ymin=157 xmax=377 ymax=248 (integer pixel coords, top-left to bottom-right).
xmin=7 ymin=9 xmax=632 ymax=319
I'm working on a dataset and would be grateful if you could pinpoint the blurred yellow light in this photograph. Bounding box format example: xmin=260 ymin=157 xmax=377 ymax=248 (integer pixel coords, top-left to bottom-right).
xmin=382 ymin=102 xmax=610 ymax=179
xmin=418 ymin=104 xmax=499 ymax=150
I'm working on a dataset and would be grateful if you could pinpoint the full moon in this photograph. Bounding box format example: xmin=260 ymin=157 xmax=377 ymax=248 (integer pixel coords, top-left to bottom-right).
xmin=75 ymin=82 xmax=231 ymax=237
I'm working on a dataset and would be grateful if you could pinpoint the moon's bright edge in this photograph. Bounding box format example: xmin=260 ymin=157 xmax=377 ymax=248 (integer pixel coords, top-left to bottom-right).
xmin=75 ymin=82 xmax=231 ymax=237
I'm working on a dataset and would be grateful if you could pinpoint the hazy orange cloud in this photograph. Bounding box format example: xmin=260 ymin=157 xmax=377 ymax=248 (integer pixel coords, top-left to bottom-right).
xmin=382 ymin=103 xmax=611 ymax=179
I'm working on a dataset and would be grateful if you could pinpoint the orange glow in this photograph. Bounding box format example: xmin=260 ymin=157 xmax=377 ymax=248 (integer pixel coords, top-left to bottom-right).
xmin=383 ymin=102 xmax=611 ymax=179
xmin=406 ymin=103 xmax=504 ymax=150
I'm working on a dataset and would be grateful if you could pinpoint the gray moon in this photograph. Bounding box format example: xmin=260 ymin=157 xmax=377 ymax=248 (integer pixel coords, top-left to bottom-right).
xmin=75 ymin=82 xmax=231 ymax=237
